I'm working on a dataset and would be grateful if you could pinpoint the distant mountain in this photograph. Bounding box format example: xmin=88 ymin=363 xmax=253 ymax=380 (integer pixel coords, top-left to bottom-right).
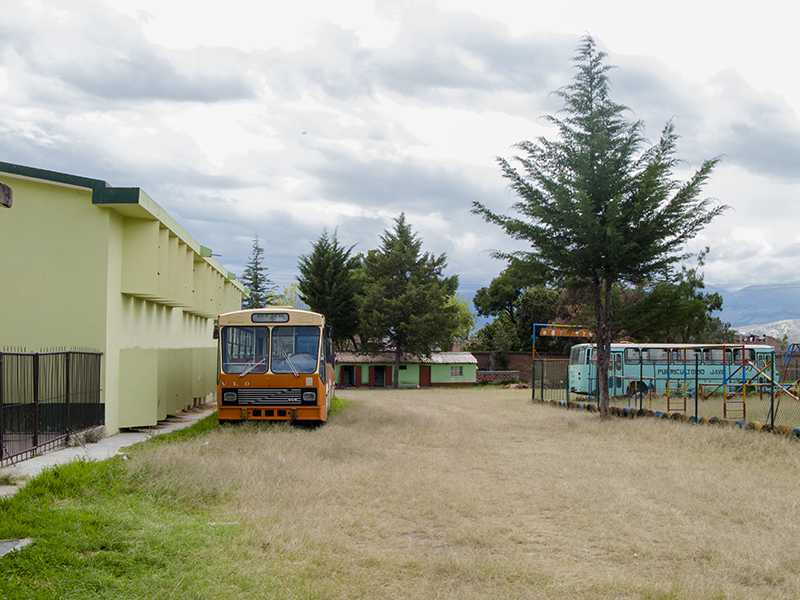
xmin=733 ymin=319 xmax=800 ymax=342
xmin=708 ymin=282 xmax=800 ymax=327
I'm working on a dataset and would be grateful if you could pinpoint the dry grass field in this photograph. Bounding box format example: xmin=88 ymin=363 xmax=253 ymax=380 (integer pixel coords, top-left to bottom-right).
xmin=128 ymin=387 xmax=800 ymax=599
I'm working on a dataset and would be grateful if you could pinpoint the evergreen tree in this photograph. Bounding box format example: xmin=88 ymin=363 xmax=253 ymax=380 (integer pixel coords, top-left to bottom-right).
xmin=240 ymin=236 xmax=277 ymax=309
xmin=472 ymin=36 xmax=725 ymax=414
xmin=514 ymin=285 xmax=562 ymax=352
xmin=473 ymin=269 xmax=525 ymax=324
xmin=616 ymin=252 xmax=727 ymax=343
xmin=297 ymin=229 xmax=361 ymax=350
xmin=473 ymin=259 xmax=546 ymax=324
xmin=474 ymin=313 xmax=519 ymax=368
xmin=360 ymin=213 xmax=459 ymax=387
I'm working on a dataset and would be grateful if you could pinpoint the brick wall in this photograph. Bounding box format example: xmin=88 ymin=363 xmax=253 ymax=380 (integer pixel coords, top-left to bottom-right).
xmin=472 ymin=351 xmax=571 ymax=383
xmin=472 ymin=351 xmax=533 ymax=382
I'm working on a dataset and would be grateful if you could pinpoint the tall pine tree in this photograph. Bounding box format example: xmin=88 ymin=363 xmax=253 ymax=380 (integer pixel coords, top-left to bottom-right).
xmin=240 ymin=236 xmax=277 ymax=309
xmin=297 ymin=229 xmax=360 ymax=349
xmin=360 ymin=213 xmax=459 ymax=388
xmin=472 ymin=36 xmax=725 ymax=414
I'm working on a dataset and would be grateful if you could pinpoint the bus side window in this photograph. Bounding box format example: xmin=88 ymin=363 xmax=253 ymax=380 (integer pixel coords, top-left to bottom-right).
xmin=704 ymin=348 xmax=733 ymax=364
xmin=325 ymin=325 xmax=335 ymax=365
xmin=624 ymin=348 xmax=640 ymax=364
xmin=671 ymin=349 xmax=697 ymax=364
xmin=642 ymin=348 xmax=668 ymax=364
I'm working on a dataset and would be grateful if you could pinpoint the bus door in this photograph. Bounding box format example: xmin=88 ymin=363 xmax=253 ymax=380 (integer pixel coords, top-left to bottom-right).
xmin=587 ymin=347 xmax=596 ymax=396
xmin=610 ymin=350 xmax=623 ymax=397
xmin=755 ymin=350 xmax=773 ymax=388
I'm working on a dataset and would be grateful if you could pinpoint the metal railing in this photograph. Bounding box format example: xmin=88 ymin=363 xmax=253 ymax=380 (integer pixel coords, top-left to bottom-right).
xmin=1 ymin=350 xmax=103 ymax=465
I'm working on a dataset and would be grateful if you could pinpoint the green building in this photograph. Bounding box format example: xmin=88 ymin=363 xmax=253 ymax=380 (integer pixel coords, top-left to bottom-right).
xmin=335 ymin=352 xmax=477 ymax=388
xmin=0 ymin=162 xmax=245 ymax=434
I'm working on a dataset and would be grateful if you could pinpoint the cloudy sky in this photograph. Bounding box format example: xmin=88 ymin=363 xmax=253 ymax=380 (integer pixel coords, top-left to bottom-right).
xmin=2 ymin=0 xmax=799 ymax=302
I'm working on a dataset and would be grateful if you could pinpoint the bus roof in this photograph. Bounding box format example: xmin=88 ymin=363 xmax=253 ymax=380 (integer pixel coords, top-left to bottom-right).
xmin=218 ymin=307 xmax=325 ymax=326
xmin=570 ymin=342 xmax=774 ymax=351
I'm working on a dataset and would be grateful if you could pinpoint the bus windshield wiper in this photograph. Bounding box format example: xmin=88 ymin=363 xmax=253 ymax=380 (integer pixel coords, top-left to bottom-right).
xmin=239 ymin=357 xmax=266 ymax=378
xmin=283 ymin=352 xmax=299 ymax=377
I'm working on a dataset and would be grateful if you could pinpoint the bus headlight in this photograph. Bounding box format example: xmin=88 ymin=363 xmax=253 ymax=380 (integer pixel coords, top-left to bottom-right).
xmin=223 ymin=392 xmax=237 ymax=404
xmin=302 ymin=391 xmax=317 ymax=402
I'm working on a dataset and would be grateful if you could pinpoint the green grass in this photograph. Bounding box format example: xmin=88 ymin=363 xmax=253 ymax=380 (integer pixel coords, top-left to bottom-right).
xmin=329 ymin=394 xmax=353 ymax=416
xmin=0 ymin=438 xmax=240 ymax=599
xmin=0 ymin=399 xmax=354 ymax=600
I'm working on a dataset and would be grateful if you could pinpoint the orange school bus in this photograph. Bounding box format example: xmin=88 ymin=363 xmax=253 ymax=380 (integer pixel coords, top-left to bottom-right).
xmin=216 ymin=307 xmax=335 ymax=425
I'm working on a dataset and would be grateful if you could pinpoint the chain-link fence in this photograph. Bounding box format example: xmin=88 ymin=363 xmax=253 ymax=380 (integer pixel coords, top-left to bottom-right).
xmin=532 ymin=357 xmax=570 ymax=404
xmin=535 ymin=349 xmax=800 ymax=431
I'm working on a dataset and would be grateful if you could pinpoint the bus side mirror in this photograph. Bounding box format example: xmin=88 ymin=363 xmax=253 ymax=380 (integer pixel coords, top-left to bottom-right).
xmin=213 ymin=323 xmax=219 ymax=340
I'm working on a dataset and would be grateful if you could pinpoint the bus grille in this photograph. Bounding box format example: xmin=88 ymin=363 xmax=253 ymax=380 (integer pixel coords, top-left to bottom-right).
xmin=237 ymin=389 xmax=303 ymax=405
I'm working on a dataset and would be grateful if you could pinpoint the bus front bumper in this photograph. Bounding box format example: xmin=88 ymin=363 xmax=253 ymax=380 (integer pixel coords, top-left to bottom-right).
xmin=218 ymin=405 xmax=326 ymax=422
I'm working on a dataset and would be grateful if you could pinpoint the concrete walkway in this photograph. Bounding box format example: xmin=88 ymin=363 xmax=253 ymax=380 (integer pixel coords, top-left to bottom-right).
xmin=0 ymin=403 xmax=217 ymax=499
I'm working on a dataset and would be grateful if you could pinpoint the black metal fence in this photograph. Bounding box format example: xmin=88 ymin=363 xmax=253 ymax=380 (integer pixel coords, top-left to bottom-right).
xmin=1 ymin=350 xmax=103 ymax=465
xmin=532 ymin=357 xmax=570 ymax=403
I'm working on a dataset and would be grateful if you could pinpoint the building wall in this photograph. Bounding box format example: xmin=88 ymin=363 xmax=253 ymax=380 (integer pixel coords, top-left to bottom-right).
xmin=0 ymin=176 xmax=110 ymax=352
xmin=0 ymin=164 xmax=244 ymax=434
xmin=473 ymin=351 xmax=534 ymax=382
xmin=398 ymin=364 xmax=420 ymax=387
xmin=114 ymin=295 xmax=219 ymax=427
xmin=336 ymin=361 xmax=476 ymax=387
xmin=430 ymin=363 xmax=477 ymax=386
xmin=107 ymin=194 xmax=243 ymax=430
xmin=472 ymin=352 xmax=573 ymax=383
xmin=338 ymin=362 xmax=405 ymax=387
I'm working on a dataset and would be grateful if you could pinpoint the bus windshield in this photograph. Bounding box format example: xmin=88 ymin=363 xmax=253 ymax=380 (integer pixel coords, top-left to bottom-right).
xmin=222 ymin=327 xmax=269 ymax=374
xmin=569 ymin=346 xmax=587 ymax=365
xmin=270 ymin=326 xmax=320 ymax=374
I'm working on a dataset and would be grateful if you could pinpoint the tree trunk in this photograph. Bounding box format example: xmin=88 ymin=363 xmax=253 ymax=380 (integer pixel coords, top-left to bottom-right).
xmin=592 ymin=277 xmax=611 ymax=416
xmin=393 ymin=345 xmax=401 ymax=389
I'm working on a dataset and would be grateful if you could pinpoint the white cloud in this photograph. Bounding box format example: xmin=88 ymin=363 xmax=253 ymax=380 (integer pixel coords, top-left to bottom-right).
xmin=162 ymin=103 xmax=285 ymax=166
xmin=3 ymin=0 xmax=800 ymax=309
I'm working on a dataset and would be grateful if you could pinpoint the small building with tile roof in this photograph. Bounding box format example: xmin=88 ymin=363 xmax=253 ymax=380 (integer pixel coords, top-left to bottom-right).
xmin=335 ymin=352 xmax=477 ymax=388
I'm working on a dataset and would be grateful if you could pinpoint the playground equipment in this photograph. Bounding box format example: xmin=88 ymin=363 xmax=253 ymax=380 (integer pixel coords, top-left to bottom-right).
xmin=568 ymin=342 xmax=785 ymax=423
